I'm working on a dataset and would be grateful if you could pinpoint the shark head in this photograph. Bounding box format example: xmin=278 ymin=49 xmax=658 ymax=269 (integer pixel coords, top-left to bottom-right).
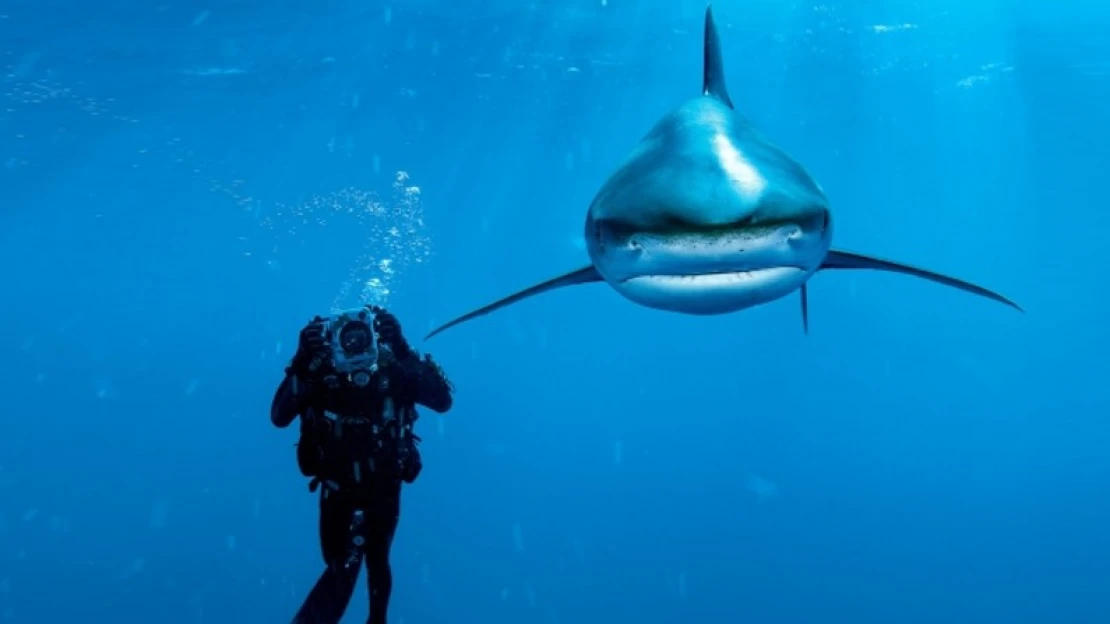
xmin=584 ymin=7 xmax=832 ymax=315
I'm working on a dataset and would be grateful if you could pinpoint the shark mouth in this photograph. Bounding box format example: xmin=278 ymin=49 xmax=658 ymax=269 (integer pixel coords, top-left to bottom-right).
xmin=622 ymin=266 xmax=805 ymax=287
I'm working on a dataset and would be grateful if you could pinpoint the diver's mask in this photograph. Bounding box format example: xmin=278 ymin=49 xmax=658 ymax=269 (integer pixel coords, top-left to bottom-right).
xmin=321 ymin=307 xmax=383 ymax=389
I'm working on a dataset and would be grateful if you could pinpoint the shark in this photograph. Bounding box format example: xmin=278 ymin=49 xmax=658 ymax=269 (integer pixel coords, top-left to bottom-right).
xmin=425 ymin=5 xmax=1021 ymax=340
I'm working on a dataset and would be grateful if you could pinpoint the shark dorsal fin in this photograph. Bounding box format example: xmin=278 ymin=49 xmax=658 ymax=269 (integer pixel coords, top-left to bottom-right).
xmin=702 ymin=5 xmax=734 ymax=109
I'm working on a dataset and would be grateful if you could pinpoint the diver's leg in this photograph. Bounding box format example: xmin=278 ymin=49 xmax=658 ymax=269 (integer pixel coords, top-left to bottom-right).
xmin=290 ymin=491 xmax=360 ymax=624
xmin=364 ymin=482 xmax=402 ymax=624
xmin=320 ymin=490 xmax=361 ymax=569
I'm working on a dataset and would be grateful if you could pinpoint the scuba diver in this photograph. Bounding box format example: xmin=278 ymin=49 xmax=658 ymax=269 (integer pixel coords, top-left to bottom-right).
xmin=271 ymin=305 xmax=454 ymax=624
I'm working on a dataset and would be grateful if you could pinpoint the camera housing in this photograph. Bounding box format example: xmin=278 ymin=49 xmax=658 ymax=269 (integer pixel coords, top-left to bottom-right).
xmin=322 ymin=307 xmax=381 ymax=388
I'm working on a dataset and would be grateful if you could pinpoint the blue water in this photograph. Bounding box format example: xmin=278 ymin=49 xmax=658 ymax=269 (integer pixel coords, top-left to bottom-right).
xmin=2 ymin=0 xmax=1109 ymax=622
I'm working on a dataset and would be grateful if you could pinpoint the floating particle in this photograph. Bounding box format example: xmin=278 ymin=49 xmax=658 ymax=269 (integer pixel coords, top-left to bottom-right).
xmin=150 ymin=498 xmax=169 ymax=528
xmin=48 ymin=514 xmax=69 ymax=533
xmin=745 ymin=474 xmax=779 ymax=503
xmin=512 ymin=524 xmax=525 ymax=553
xmin=571 ymin=538 xmax=585 ymax=562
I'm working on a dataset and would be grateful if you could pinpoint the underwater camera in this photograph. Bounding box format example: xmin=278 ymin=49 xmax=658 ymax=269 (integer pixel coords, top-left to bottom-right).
xmin=322 ymin=308 xmax=381 ymax=388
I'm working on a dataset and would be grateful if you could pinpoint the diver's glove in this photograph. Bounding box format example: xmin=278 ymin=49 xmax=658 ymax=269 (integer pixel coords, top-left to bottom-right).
xmin=289 ymin=316 xmax=332 ymax=381
xmin=370 ymin=306 xmax=412 ymax=359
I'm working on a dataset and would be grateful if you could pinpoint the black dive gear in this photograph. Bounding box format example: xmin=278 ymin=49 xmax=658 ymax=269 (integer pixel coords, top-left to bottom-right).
xmin=384 ymin=352 xmax=453 ymax=414
xmin=298 ymin=394 xmax=421 ymax=491
xmin=297 ymin=414 xmax=323 ymax=479
xmin=291 ymin=483 xmax=401 ymax=624
xmin=272 ymin=305 xmax=455 ymax=624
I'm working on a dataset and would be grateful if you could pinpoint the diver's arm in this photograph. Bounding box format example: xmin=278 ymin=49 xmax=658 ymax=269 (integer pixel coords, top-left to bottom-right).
xmin=271 ymin=371 xmax=316 ymax=428
xmin=416 ymin=353 xmax=454 ymax=413
xmin=396 ymin=352 xmax=454 ymax=413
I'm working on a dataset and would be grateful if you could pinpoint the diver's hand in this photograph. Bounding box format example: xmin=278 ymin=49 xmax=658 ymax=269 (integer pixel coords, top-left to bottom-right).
xmin=290 ymin=316 xmax=332 ymax=379
xmin=371 ymin=307 xmax=411 ymax=359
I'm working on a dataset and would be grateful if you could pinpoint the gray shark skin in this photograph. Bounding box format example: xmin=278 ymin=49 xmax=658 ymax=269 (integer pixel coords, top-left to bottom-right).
xmin=426 ymin=5 xmax=1021 ymax=340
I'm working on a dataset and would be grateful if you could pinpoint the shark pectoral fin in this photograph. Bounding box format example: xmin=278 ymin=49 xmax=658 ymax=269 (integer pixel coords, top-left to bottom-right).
xmin=800 ymin=283 xmax=810 ymax=334
xmin=820 ymin=249 xmax=1023 ymax=312
xmin=702 ymin=5 xmax=734 ymax=109
xmin=424 ymin=265 xmax=602 ymax=340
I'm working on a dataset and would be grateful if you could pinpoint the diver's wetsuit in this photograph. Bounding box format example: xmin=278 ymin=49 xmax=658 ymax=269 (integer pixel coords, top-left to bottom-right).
xmin=272 ymin=345 xmax=453 ymax=624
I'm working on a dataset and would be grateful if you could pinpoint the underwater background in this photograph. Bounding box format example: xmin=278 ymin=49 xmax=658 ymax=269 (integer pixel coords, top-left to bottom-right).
xmin=2 ymin=0 xmax=1109 ymax=622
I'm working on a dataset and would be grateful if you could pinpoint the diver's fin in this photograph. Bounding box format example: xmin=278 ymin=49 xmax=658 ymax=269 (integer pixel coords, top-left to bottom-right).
xmin=800 ymin=283 xmax=810 ymax=334
xmin=291 ymin=566 xmax=360 ymax=624
xmin=425 ymin=265 xmax=603 ymax=340
xmin=820 ymin=249 xmax=1023 ymax=312
xmin=702 ymin=5 xmax=734 ymax=109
